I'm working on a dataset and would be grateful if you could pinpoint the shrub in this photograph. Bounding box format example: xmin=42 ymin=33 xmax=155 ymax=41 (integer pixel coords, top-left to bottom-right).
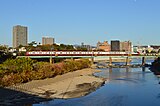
xmin=63 ymin=59 xmax=91 ymax=72
xmin=1 ymin=73 xmax=15 ymax=86
xmin=1 ymin=58 xmax=36 ymax=74
xmin=0 ymin=58 xmax=91 ymax=87
xmin=33 ymin=62 xmax=55 ymax=79
xmin=52 ymin=62 xmax=66 ymax=75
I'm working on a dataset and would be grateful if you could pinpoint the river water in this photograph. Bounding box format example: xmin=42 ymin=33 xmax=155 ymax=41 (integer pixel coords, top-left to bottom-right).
xmin=33 ymin=59 xmax=160 ymax=106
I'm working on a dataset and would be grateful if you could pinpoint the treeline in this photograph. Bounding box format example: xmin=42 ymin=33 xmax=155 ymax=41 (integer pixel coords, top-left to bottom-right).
xmin=26 ymin=44 xmax=88 ymax=51
xmin=0 ymin=58 xmax=91 ymax=87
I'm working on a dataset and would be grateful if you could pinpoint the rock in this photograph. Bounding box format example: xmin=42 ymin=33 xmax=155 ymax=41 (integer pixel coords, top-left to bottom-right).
xmin=61 ymin=81 xmax=104 ymax=99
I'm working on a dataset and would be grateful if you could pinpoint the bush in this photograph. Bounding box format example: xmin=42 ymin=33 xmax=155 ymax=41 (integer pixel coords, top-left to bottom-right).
xmin=63 ymin=59 xmax=91 ymax=72
xmin=0 ymin=73 xmax=21 ymax=86
xmin=33 ymin=62 xmax=56 ymax=79
xmin=52 ymin=62 xmax=66 ymax=75
xmin=1 ymin=58 xmax=36 ymax=74
xmin=0 ymin=58 xmax=91 ymax=87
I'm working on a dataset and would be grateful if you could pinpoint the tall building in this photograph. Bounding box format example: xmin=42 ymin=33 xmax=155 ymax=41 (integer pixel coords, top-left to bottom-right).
xmin=111 ymin=40 xmax=120 ymax=51
xmin=120 ymin=41 xmax=132 ymax=52
xmin=97 ymin=41 xmax=110 ymax=51
xmin=42 ymin=37 xmax=55 ymax=45
xmin=13 ymin=25 xmax=28 ymax=48
xmin=81 ymin=42 xmax=92 ymax=51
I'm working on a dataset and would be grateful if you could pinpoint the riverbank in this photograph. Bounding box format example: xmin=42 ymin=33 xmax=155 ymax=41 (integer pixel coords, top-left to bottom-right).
xmin=0 ymin=68 xmax=105 ymax=106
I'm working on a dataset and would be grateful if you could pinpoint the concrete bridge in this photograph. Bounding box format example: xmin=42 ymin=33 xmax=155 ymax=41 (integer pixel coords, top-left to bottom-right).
xmin=18 ymin=55 xmax=158 ymax=60
xmin=17 ymin=51 xmax=159 ymax=65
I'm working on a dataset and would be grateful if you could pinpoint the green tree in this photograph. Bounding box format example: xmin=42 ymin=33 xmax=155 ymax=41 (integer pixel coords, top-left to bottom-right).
xmin=76 ymin=46 xmax=87 ymax=51
xmin=151 ymin=50 xmax=157 ymax=53
xmin=146 ymin=50 xmax=149 ymax=53
xmin=2 ymin=58 xmax=35 ymax=73
xmin=0 ymin=46 xmax=7 ymax=51
xmin=28 ymin=41 xmax=37 ymax=46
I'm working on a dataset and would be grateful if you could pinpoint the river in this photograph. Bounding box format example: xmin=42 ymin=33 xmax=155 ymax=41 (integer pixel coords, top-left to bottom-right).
xmin=33 ymin=59 xmax=160 ymax=106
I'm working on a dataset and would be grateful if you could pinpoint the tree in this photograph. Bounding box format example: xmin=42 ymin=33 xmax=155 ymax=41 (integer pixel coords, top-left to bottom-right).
xmin=0 ymin=51 xmax=13 ymax=63
xmin=158 ymin=49 xmax=160 ymax=53
xmin=145 ymin=50 xmax=149 ymax=53
xmin=28 ymin=41 xmax=37 ymax=46
xmin=0 ymin=46 xmax=7 ymax=51
xmin=59 ymin=44 xmax=75 ymax=51
xmin=76 ymin=46 xmax=87 ymax=51
xmin=18 ymin=44 xmax=23 ymax=48
xmin=151 ymin=50 xmax=157 ymax=53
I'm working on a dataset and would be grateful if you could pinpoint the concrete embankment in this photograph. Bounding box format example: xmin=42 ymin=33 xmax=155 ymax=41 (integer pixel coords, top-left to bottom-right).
xmin=94 ymin=57 xmax=132 ymax=63
xmin=0 ymin=68 xmax=105 ymax=106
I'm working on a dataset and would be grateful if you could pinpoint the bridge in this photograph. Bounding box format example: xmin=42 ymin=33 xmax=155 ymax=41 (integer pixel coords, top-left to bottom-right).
xmin=17 ymin=51 xmax=160 ymax=65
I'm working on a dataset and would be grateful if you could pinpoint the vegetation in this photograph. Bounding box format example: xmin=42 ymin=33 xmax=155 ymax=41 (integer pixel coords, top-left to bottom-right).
xmin=0 ymin=51 xmax=13 ymax=64
xmin=0 ymin=46 xmax=7 ymax=51
xmin=22 ymin=43 xmax=91 ymax=52
xmin=0 ymin=58 xmax=91 ymax=87
xmin=25 ymin=44 xmax=75 ymax=51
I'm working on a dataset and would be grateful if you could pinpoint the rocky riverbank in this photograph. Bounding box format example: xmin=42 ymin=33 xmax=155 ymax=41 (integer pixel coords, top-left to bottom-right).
xmin=0 ymin=68 xmax=105 ymax=106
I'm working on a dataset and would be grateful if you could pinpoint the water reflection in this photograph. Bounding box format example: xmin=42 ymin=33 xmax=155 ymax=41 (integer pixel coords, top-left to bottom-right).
xmin=142 ymin=66 xmax=146 ymax=72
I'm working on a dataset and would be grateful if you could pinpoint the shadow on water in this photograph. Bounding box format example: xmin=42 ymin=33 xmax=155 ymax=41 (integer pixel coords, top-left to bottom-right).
xmin=0 ymin=87 xmax=51 ymax=106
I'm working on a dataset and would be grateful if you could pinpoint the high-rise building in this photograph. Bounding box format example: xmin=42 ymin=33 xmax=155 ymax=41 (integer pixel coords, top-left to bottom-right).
xmin=120 ymin=41 xmax=132 ymax=52
xmin=13 ymin=25 xmax=28 ymax=48
xmin=42 ymin=37 xmax=55 ymax=45
xmin=97 ymin=41 xmax=110 ymax=51
xmin=111 ymin=40 xmax=120 ymax=51
xmin=81 ymin=42 xmax=92 ymax=51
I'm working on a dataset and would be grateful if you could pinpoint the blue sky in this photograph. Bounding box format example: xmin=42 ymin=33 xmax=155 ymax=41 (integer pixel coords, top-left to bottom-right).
xmin=0 ymin=0 xmax=160 ymax=46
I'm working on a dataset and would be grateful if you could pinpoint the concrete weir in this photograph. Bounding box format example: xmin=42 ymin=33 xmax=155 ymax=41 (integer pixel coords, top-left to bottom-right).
xmin=94 ymin=56 xmax=132 ymax=63
xmin=93 ymin=56 xmax=149 ymax=68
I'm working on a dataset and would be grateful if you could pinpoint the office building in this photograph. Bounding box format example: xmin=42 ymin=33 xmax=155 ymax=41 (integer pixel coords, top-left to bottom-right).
xmin=81 ymin=42 xmax=92 ymax=51
xmin=42 ymin=37 xmax=54 ymax=45
xmin=97 ymin=41 xmax=110 ymax=51
xmin=120 ymin=41 xmax=132 ymax=52
xmin=111 ymin=40 xmax=120 ymax=51
xmin=13 ymin=25 xmax=28 ymax=48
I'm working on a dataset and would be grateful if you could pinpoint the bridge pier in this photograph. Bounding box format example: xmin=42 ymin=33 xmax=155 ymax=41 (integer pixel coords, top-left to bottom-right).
xmin=109 ymin=57 xmax=112 ymax=66
xmin=71 ymin=57 xmax=74 ymax=61
xmin=142 ymin=57 xmax=146 ymax=66
xmin=50 ymin=57 xmax=54 ymax=64
xmin=91 ymin=57 xmax=94 ymax=64
xmin=126 ymin=57 xmax=130 ymax=66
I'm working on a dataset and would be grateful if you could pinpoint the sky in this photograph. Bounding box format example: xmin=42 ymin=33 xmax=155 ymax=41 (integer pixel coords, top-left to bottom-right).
xmin=0 ymin=0 xmax=160 ymax=46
